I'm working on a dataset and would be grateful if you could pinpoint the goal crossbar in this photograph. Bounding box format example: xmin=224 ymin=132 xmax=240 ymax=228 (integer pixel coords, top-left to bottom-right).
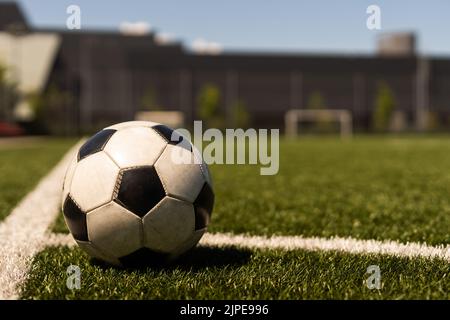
xmin=285 ymin=109 xmax=353 ymax=138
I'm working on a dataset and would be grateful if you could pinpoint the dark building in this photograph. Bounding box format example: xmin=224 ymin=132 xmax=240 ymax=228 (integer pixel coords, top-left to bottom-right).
xmin=0 ymin=2 xmax=28 ymax=31
xmin=0 ymin=2 xmax=447 ymax=134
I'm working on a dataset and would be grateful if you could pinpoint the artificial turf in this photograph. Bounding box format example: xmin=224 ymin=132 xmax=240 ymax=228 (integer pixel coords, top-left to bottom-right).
xmin=21 ymin=245 xmax=449 ymax=299
xmin=53 ymin=136 xmax=450 ymax=245
xmin=13 ymin=136 xmax=450 ymax=299
xmin=0 ymin=138 xmax=77 ymax=221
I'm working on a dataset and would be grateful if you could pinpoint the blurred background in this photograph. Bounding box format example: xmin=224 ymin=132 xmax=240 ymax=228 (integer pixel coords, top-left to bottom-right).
xmin=0 ymin=0 xmax=449 ymax=136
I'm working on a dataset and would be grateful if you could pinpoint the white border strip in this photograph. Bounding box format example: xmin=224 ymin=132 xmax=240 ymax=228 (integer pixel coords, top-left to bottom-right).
xmin=50 ymin=232 xmax=450 ymax=262
xmin=201 ymin=233 xmax=450 ymax=262
xmin=0 ymin=142 xmax=81 ymax=300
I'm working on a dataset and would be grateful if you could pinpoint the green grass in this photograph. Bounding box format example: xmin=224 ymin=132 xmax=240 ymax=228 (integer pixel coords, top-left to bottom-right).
xmin=212 ymin=136 xmax=450 ymax=244
xmin=52 ymin=212 xmax=68 ymax=233
xmin=21 ymin=245 xmax=449 ymax=299
xmin=21 ymin=136 xmax=450 ymax=299
xmin=0 ymin=138 xmax=77 ymax=221
xmin=53 ymin=136 xmax=450 ymax=244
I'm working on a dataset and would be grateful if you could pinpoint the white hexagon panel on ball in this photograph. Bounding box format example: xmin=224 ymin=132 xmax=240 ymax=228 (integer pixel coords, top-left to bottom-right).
xmin=76 ymin=240 xmax=121 ymax=266
xmin=104 ymin=126 xmax=167 ymax=168
xmin=155 ymin=144 xmax=205 ymax=203
xmin=61 ymin=153 xmax=78 ymax=209
xmin=87 ymin=201 xmax=143 ymax=258
xmin=70 ymin=152 xmax=120 ymax=212
xmin=143 ymin=196 xmax=195 ymax=253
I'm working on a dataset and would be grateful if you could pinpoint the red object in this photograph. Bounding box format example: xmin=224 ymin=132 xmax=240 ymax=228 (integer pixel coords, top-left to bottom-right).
xmin=0 ymin=122 xmax=25 ymax=137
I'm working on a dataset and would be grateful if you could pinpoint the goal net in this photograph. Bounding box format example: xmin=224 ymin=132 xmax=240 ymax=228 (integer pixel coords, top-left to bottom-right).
xmin=285 ymin=109 xmax=353 ymax=138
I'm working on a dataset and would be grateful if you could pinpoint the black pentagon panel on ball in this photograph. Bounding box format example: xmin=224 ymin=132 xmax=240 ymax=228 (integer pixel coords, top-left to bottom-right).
xmin=115 ymin=166 xmax=166 ymax=217
xmin=193 ymin=182 xmax=215 ymax=230
xmin=63 ymin=195 xmax=88 ymax=241
xmin=78 ymin=129 xmax=116 ymax=161
xmin=152 ymin=124 xmax=191 ymax=151
xmin=119 ymin=247 xmax=171 ymax=268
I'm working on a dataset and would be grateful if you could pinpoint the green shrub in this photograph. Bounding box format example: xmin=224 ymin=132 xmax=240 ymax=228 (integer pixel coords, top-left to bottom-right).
xmin=373 ymin=82 xmax=396 ymax=132
xmin=231 ymin=100 xmax=250 ymax=128
xmin=197 ymin=83 xmax=224 ymax=128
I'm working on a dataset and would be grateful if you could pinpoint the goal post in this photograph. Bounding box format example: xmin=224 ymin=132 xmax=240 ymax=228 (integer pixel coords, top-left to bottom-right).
xmin=285 ymin=109 xmax=353 ymax=138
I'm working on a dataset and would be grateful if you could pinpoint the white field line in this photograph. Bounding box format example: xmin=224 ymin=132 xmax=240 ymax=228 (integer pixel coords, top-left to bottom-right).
xmin=50 ymin=231 xmax=450 ymax=263
xmin=1 ymin=140 xmax=449 ymax=300
xmin=0 ymin=142 xmax=81 ymax=300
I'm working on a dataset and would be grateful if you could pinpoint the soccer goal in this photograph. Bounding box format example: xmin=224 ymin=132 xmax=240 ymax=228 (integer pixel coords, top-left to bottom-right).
xmin=135 ymin=111 xmax=185 ymax=128
xmin=285 ymin=109 xmax=353 ymax=138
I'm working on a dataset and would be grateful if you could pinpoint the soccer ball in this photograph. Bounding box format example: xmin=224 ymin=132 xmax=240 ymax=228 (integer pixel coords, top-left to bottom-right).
xmin=61 ymin=121 xmax=214 ymax=266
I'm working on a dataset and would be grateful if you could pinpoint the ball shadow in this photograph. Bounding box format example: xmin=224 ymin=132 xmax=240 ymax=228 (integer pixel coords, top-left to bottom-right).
xmin=90 ymin=246 xmax=252 ymax=273
xmin=176 ymin=246 xmax=252 ymax=271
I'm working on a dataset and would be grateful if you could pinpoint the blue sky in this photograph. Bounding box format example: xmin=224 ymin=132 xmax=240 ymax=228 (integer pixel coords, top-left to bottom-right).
xmin=13 ymin=0 xmax=450 ymax=55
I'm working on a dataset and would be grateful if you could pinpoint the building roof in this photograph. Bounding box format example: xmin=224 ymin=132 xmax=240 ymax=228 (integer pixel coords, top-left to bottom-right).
xmin=0 ymin=2 xmax=28 ymax=31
